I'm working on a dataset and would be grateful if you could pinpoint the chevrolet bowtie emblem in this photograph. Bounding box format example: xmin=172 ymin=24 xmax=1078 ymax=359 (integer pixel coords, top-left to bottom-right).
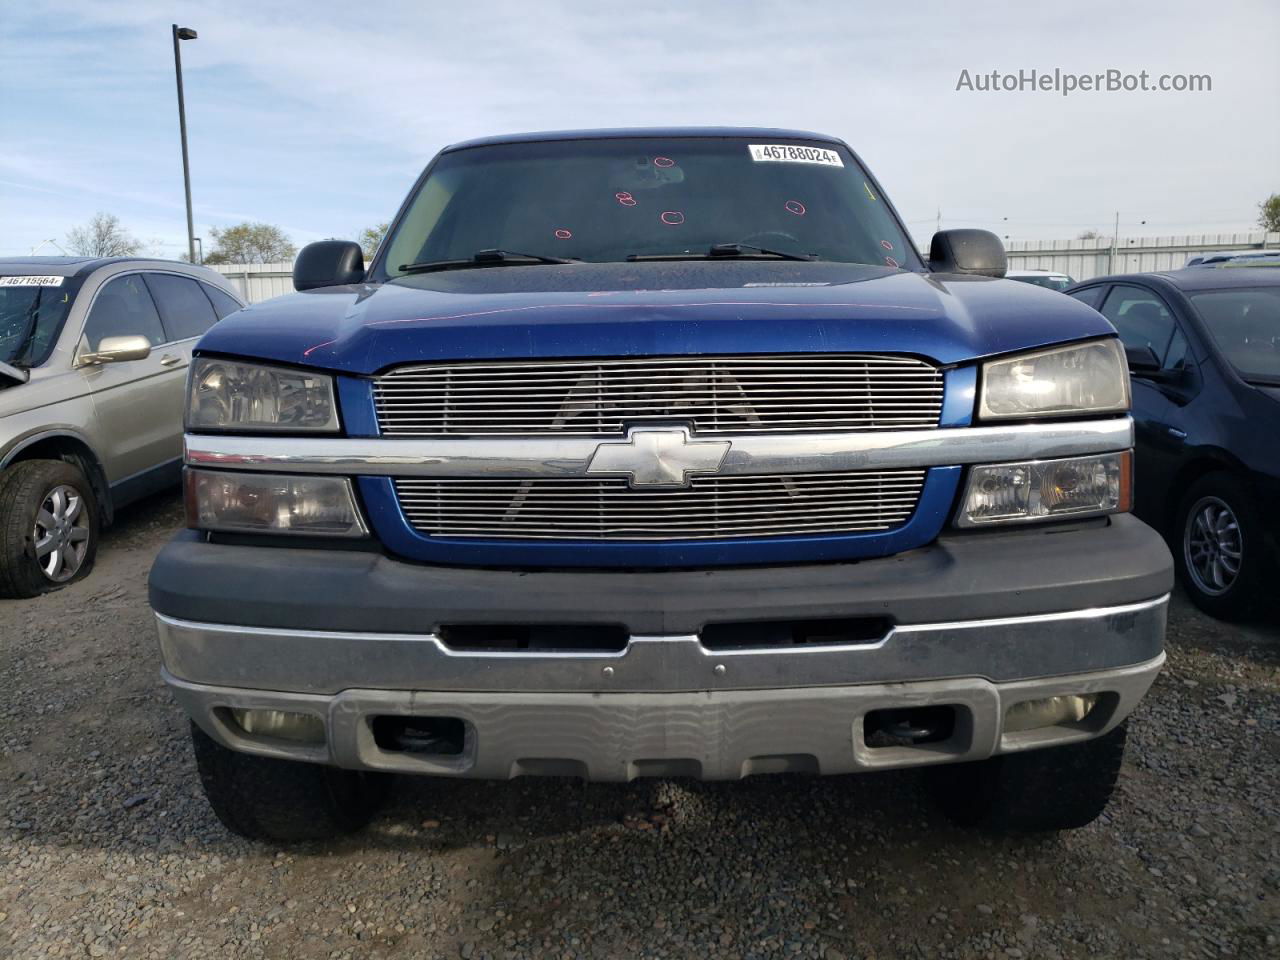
xmin=586 ymin=428 xmax=732 ymax=488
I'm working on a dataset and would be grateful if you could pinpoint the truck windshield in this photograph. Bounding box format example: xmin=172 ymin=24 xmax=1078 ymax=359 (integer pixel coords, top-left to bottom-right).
xmin=376 ymin=137 xmax=919 ymax=278
xmin=1189 ymin=286 xmax=1280 ymax=384
xmin=0 ymin=279 xmax=77 ymax=369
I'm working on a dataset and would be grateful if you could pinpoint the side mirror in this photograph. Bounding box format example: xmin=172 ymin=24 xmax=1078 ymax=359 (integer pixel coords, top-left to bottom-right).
xmin=293 ymin=240 xmax=365 ymax=291
xmin=1125 ymin=344 xmax=1179 ymax=383
xmin=1124 ymin=344 xmax=1161 ymax=373
xmin=928 ymin=229 xmax=1007 ymax=278
xmin=79 ymin=335 xmax=152 ymax=366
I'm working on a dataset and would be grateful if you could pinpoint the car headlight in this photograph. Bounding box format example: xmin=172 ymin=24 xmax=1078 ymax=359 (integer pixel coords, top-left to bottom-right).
xmin=956 ymin=451 xmax=1132 ymax=527
xmin=979 ymin=339 xmax=1129 ymax=421
xmin=185 ymin=468 xmax=368 ymax=537
xmin=187 ymin=357 xmax=339 ymax=433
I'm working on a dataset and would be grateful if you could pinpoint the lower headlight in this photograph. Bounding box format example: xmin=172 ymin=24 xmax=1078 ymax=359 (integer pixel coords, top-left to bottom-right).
xmin=185 ymin=468 xmax=368 ymax=537
xmin=956 ymin=451 xmax=1131 ymax=527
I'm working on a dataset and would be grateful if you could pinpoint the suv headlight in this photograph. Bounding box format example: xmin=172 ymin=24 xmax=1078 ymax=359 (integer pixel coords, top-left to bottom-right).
xmin=979 ymin=338 xmax=1129 ymax=421
xmin=957 ymin=451 xmax=1132 ymax=527
xmin=187 ymin=357 xmax=339 ymax=433
xmin=185 ymin=468 xmax=368 ymax=538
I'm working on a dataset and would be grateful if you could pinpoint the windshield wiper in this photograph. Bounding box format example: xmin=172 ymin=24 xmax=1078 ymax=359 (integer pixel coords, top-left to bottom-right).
xmin=627 ymin=243 xmax=819 ymax=263
xmin=0 ymin=360 xmax=30 ymax=384
xmin=399 ymin=249 xmax=580 ymax=274
xmin=709 ymin=243 xmax=818 ymax=262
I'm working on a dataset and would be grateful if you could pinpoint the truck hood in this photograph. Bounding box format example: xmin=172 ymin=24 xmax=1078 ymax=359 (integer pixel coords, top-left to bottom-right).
xmin=196 ymin=260 xmax=1115 ymax=374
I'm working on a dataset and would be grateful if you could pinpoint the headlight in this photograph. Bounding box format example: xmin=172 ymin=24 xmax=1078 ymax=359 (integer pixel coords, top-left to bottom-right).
xmin=956 ymin=451 xmax=1131 ymax=527
xmin=187 ymin=357 xmax=339 ymax=433
xmin=979 ymin=339 xmax=1129 ymax=420
xmin=185 ymin=468 xmax=367 ymax=537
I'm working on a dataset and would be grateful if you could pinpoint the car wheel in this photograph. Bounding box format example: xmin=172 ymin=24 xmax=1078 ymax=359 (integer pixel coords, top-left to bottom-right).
xmin=190 ymin=722 xmax=390 ymax=843
xmin=1175 ymin=472 xmax=1270 ymax=621
xmin=0 ymin=459 xmax=100 ymax=599
xmin=928 ymin=723 xmax=1126 ymax=831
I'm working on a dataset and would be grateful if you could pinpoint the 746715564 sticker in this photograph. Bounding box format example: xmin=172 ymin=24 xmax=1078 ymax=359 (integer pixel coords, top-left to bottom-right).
xmin=748 ymin=144 xmax=844 ymax=167
xmin=0 ymin=275 xmax=64 ymax=287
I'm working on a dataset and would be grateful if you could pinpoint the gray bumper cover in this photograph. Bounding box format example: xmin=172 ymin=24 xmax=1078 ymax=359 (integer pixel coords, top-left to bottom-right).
xmin=151 ymin=515 xmax=1172 ymax=780
xmin=149 ymin=514 xmax=1172 ymax=635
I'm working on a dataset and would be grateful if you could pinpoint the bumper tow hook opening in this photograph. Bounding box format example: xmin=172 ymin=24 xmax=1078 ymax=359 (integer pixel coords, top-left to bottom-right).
xmin=864 ymin=706 xmax=956 ymax=747
xmin=372 ymin=716 xmax=467 ymax=756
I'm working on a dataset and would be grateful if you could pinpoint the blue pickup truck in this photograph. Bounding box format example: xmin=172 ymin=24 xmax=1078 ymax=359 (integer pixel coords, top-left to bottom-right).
xmin=149 ymin=128 xmax=1172 ymax=842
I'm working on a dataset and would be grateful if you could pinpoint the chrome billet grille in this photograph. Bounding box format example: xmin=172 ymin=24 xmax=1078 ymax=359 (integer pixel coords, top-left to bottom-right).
xmin=373 ymin=355 xmax=944 ymax=436
xmin=394 ymin=469 xmax=927 ymax=541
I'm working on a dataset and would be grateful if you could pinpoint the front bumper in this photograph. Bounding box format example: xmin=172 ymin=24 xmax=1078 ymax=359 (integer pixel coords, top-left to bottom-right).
xmin=150 ymin=514 xmax=1172 ymax=780
xmin=165 ymin=654 xmax=1164 ymax=780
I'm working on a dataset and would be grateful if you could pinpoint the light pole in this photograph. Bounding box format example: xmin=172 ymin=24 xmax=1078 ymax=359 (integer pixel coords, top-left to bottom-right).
xmin=172 ymin=24 xmax=198 ymax=264
xmin=193 ymin=237 xmax=204 ymax=265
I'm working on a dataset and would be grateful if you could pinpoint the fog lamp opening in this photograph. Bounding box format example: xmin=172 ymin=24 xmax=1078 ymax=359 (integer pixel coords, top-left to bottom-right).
xmin=227 ymin=708 xmax=326 ymax=744
xmin=1003 ymin=694 xmax=1099 ymax=733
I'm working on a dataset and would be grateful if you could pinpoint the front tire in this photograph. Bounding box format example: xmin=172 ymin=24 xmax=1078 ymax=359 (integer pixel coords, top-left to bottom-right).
xmin=190 ymin=722 xmax=390 ymax=843
xmin=1175 ymin=472 xmax=1270 ymax=621
xmin=929 ymin=723 xmax=1127 ymax=831
xmin=0 ymin=459 xmax=100 ymax=599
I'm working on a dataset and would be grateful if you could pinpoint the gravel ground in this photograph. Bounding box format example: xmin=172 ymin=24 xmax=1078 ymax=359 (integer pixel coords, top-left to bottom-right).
xmin=2 ymin=491 xmax=1278 ymax=960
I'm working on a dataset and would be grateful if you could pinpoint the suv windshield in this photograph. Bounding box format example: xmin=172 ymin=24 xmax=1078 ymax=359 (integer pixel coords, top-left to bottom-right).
xmin=375 ymin=137 xmax=919 ymax=277
xmin=1190 ymin=286 xmax=1280 ymax=383
xmin=0 ymin=277 xmax=79 ymax=369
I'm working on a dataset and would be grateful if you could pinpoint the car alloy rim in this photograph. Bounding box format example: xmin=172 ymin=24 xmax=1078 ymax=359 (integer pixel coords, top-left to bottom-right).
xmin=33 ymin=484 xmax=90 ymax=583
xmin=1184 ymin=495 xmax=1242 ymax=597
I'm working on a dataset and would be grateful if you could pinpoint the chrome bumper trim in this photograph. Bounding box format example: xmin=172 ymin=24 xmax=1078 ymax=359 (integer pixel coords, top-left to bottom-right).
xmin=167 ymin=654 xmax=1165 ymax=779
xmin=155 ymin=593 xmax=1167 ymax=696
xmin=183 ymin=417 xmax=1134 ymax=479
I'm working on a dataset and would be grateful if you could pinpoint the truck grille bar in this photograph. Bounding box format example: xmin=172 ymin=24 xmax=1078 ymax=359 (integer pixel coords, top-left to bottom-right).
xmin=393 ymin=469 xmax=927 ymax=541
xmin=373 ymin=354 xmax=944 ymax=436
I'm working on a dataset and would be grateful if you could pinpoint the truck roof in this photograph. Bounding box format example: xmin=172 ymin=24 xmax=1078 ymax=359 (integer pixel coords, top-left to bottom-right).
xmin=443 ymin=126 xmax=844 ymax=153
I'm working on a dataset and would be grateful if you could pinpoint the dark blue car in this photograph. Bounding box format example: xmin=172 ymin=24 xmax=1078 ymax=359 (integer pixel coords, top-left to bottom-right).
xmin=1067 ymin=268 xmax=1280 ymax=620
xmin=149 ymin=129 xmax=1173 ymax=842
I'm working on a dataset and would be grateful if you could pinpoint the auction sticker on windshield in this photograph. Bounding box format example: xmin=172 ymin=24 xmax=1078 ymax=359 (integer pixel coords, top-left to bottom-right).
xmin=0 ymin=276 xmax=64 ymax=287
xmin=748 ymin=144 xmax=844 ymax=166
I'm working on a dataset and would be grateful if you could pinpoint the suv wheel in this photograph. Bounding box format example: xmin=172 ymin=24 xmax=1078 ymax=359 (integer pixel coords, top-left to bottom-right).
xmin=0 ymin=459 xmax=100 ymax=599
xmin=929 ymin=723 xmax=1126 ymax=831
xmin=1175 ymin=472 xmax=1270 ymax=621
xmin=190 ymin=722 xmax=390 ymax=843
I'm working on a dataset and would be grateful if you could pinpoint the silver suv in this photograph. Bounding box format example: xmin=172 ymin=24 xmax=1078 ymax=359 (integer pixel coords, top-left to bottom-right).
xmin=0 ymin=256 xmax=244 ymax=597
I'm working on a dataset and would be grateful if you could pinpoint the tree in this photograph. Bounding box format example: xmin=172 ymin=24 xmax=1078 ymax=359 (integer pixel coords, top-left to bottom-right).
xmin=359 ymin=222 xmax=390 ymax=258
xmin=1258 ymin=193 xmax=1280 ymax=234
xmin=1076 ymin=229 xmax=1104 ymax=240
xmin=203 ymin=222 xmax=296 ymax=265
xmin=66 ymin=212 xmax=141 ymax=257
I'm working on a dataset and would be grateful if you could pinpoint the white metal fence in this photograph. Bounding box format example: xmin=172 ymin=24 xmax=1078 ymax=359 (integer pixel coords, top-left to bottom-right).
xmin=211 ymin=232 xmax=1280 ymax=303
xmin=1006 ymin=232 xmax=1279 ymax=281
xmin=207 ymin=262 xmax=295 ymax=303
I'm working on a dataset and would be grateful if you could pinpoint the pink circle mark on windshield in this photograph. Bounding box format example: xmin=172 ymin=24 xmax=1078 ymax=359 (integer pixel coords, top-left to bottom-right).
xmin=660 ymin=211 xmax=685 ymax=226
xmin=554 ymin=229 xmax=573 ymax=239
xmin=615 ymin=192 xmax=637 ymax=206
xmin=884 ymin=255 xmax=900 ymax=268
xmin=880 ymin=239 xmax=894 ymax=251
xmin=784 ymin=200 xmax=806 ymax=216
xmin=653 ymin=156 xmax=675 ymax=168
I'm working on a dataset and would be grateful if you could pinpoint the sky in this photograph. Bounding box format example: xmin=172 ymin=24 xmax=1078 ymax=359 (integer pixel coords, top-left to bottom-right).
xmin=2 ymin=0 xmax=1277 ymax=260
